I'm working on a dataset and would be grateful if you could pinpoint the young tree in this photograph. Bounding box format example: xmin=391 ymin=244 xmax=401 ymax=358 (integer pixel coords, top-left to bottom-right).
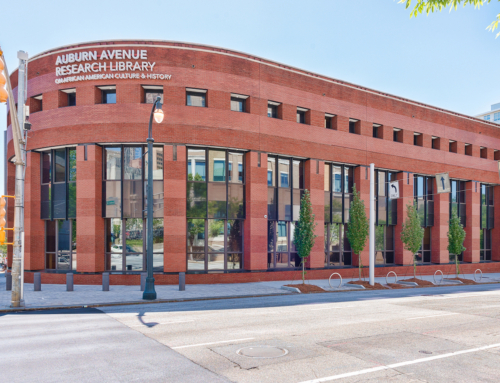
xmin=293 ymin=189 xmax=317 ymax=284
xmin=346 ymin=185 xmax=369 ymax=280
xmin=400 ymin=203 xmax=425 ymax=278
xmin=400 ymin=0 xmax=500 ymax=37
xmin=448 ymin=212 xmax=466 ymax=277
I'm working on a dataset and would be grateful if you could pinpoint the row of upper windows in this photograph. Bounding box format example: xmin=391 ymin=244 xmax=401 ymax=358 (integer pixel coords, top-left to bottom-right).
xmin=27 ymin=86 xmax=498 ymax=160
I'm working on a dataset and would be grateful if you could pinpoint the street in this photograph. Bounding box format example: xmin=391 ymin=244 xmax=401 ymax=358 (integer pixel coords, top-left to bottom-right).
xmin=2 ymin=284 xmax=500 ymax=382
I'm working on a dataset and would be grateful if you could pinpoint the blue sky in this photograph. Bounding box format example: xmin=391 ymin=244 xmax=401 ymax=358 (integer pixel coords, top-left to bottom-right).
xmin=2 ymin=0 xmax=500 ymax=195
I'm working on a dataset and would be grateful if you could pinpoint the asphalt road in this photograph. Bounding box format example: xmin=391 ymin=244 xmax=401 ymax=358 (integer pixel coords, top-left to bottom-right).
xmin=2 ymin=284 xmax=500 ymax=382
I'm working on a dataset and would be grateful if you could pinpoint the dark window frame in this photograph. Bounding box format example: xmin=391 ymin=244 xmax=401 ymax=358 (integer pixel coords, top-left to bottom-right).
xmin=186 ymin=147 xmax=246 ymax=273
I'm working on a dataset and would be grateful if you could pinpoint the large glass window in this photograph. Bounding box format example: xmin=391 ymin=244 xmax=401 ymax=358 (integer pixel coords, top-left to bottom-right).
xmin=103 ymin=145 xmax=164 ymax=220
xmin=45 ymin=219 xmax=76 ymax=270
xmin=187 ymin=148 xmax=245 ymax=272
xmin=373 ymin=170 xmax=397 ymax=265
xmin=324 ymin=163 xmax=353 ymax=267
xmin=40 ymin=147 xmax=76 ymax=220
xmin=267 ymin=156 xmax=304 ymax=269
xmin=449 ymin=180 xmax=466 ymax=262
xmin=480 ymin=184 xmax=494 ymax=261
xmin=413 ymin=175 xmax=434 ymax=264
xmin=104 ymin=218 xmax=164 ymax=272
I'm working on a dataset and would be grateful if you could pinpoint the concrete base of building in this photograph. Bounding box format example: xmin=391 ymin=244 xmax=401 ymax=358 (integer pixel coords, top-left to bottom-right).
xmin=18 ymin=262 xmax=500 ymax=285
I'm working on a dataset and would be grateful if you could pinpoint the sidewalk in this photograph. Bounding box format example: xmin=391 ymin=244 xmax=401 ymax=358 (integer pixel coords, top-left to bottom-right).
xmin=1 ymin=271 xmax=500 ymax=312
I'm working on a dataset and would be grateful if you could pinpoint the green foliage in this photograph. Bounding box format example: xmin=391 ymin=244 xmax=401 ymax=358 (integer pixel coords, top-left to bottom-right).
xmin=448 ymin=212 xmax=466 ymax=275
xmin=400 ymin=0 xmax=500 ymax=37
xmin=187 ymin=219 xmax=205 ymax=251
xmin=401 ymin=203 xmax=425 ymax=277
xmin=293 ymin=190 xmax=317 ymax=283
xmin=346 ymin=184 xmax=369 ymax=279
xmin=346 ymin=185 xmax=369 ymax=256
xmin=209 ymin=220 xmax=224 ymax=238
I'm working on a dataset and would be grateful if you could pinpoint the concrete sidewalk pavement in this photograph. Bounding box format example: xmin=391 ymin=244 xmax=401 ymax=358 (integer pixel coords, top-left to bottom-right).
xmin=1 ymin=271 xmax=500 ymax=311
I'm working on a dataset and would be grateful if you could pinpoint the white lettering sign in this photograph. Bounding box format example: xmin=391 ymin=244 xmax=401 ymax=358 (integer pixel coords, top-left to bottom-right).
xmin=54 ymin=49 xmax=172 ymax=84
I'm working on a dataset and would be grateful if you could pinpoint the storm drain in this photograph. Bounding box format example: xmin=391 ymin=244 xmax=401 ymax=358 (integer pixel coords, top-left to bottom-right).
xmin=236 ymin=346 xmax=288 ymax=359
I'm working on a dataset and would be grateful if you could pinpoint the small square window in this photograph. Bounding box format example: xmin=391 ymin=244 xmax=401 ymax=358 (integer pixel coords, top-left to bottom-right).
xmin=231 ymin=94 xmax=248 ymax=112
xmin=297 ymin=107 xmax=308 ymax=124
xmin=349 ymin=119 xmax=359 ymax=134
xmin=373 ymin=124 xmax=381 ymax=138
xmin=432 ymin=137 xmax=440 ymax=150
xmin=99 ymin=86 xmax=116 ymax=104
xmin=32 ymin=95 xmax=43 ymax=113
xmin=449 ymin=140 xmax=457 ymax=153
xmin=143 ymin=86 xmax=164 ymax=104
xmin=465 ymin=144 xmax=472 ymax=156
xmin=481 ymin=147 xmax=488 ymax=159
xmin=484 ymin=115 xmax=491 ymax=121
xmin=68 ymin=92 xmax=76 ymax=106
xmin=268 ymin=101 xmax=280 ymax=118
xmin=186 ymin=88 xmax=206 ymax=107
xmin=393 ymin=128 xmax=401 ymax=142
xmin=414 ymin=133 xmax=422 ymax=146
xmin=325 ymin=113 xmax=334 ymax=129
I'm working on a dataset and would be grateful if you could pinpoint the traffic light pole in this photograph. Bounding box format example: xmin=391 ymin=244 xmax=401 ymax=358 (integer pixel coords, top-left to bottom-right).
xmin=11 ymin=52 xmax=28 ymax=307
xmin=1 ymin=48 xmax=28 ymax=308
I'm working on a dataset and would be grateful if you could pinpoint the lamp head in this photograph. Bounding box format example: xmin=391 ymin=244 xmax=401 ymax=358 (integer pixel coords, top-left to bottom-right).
xmin=153 ymin=108 xmax=164 ymax=124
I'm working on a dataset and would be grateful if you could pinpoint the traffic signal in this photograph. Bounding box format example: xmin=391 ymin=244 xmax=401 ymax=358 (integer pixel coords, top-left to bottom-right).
xmin=0 ymin=196 xmax=6 ymax=245
xmin=0 ymin=55 xmax=8 ymax=103
xmin=0 ymin=196 xmax=14 ymax=246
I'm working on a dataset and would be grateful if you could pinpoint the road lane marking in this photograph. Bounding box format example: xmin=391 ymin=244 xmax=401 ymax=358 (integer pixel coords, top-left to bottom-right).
xmin=298 ymin=342 xmax=500 ymax=383
xmin=406 ymin=313 xmax=458 ymax=320
xmin=311 ymin=306 xmax=355 ymax=311
xmin=130 ymin=320 xmax=195 ymax=327
xmin=171 ymin=338 xmax=255 ymax=349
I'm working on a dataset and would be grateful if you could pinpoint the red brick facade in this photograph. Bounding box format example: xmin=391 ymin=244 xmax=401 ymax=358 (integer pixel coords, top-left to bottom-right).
xmin=5 ymin=40 xmax=500 ymax=284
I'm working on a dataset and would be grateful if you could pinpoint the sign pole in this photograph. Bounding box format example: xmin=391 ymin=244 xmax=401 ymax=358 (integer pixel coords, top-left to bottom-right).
xmin=369 ymin=163 xmax=375 ymax=286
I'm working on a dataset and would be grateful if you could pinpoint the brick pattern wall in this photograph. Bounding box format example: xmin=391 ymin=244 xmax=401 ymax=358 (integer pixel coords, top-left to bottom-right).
xmin=76 ymin=145 xmax=105 ymax=272
xmin=163 ymin=145 xmax=187 ymax=272
xmin=304 ymin=159 xmax=324 ymax=268
xmin=5 ymin=41 xmax=500 ymax=280
xmin=431 ymin=181 xmax=450 ymax=264
xmin=244 ymin=151 xmax=268 ymax=270
xmin=464 ymin=181 xmax=480 ymax=263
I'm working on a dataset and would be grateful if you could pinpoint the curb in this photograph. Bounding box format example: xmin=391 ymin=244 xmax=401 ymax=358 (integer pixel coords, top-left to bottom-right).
xmin=281 ymin=286 xmax=301 ymax=293
xmin=0 ymin=291 xmax=293 ymax=313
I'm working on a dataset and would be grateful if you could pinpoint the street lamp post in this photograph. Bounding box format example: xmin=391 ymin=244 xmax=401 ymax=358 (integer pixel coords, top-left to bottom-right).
xmin=143 ymin=96 xmax=164 ymax=300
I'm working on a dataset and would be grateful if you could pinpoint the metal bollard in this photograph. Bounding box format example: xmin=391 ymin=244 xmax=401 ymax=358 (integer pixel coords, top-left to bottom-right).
xmin=179 ymin=272 xmax=185 ymax=291
xmin=34 ymin=272 xmax=41 ymax=291
xmin=140 ymin=272 xmax=147 ymax=292
xmin=66 ymin=273 xmax=74 ymax=291
xmin=6 ymin=272 xmax=12 ymax=291
xmin=102 ymin=272 xmax=109 ymax=291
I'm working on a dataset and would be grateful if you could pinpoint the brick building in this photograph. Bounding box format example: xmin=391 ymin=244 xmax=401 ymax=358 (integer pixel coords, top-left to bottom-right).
xmin=5 ymin=40 xmax=500 ymax=285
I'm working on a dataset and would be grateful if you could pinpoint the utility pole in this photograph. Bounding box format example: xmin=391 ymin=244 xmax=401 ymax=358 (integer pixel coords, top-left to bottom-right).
xmin=0 ymin=48 xmax=28 ymax=307
xmin=369 ymin=163 xmax=375 ymax=286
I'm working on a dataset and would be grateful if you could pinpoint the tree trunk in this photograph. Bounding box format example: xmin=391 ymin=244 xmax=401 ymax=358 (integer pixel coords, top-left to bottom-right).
xmin=455 ymin=255 xmax=459 ymax=278
xmin=413 ymin=254 xmax=416 ymax=279
xmin=358 ymin=254 xmax=361 ymax=281
xmin=302 ymin=260 xmax=305 ymax=284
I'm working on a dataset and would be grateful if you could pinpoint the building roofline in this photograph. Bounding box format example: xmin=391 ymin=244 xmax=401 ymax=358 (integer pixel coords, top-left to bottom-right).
xmin=13 ymin=39 xmax=500 ymax=130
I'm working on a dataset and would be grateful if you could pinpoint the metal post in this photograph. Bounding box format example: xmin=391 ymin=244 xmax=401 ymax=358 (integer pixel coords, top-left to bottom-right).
xmin=34 ymin=272 xmax=41 ymax=291
xmin=6 ymin=272 xmax=12 ymax=290
xmin=143 ymin=98 xmax=159 ymax=300
xmin=179 ymin=272 xmax=185 ymax=291
xmin=66 ymin=273 xmax=73 ymax=291
xmin=102 ymin=272 xmax=109 ymax=291
xmin=369 ymin=163 xmax=375 ymax=286
xmin=140 ymin=272 xmax=147 ymax=291
xmin=10 ymin=51 xmax=28 ymax=307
